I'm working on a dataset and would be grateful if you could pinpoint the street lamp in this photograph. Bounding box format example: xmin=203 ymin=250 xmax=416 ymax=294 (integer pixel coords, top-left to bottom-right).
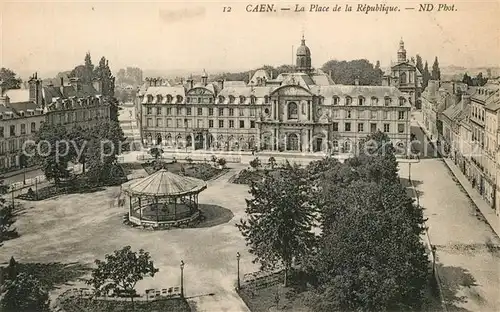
xmin=180 ymin=260 xmax=185 ymax=298
xmin=431 ymin=245 xmax=437 ymax=277
xmin=236 ymin=252 xmax=241 ymax=290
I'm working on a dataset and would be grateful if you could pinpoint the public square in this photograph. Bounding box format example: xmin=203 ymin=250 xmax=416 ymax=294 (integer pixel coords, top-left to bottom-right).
xmin=0 ymin=165 xmax=255 ymax=312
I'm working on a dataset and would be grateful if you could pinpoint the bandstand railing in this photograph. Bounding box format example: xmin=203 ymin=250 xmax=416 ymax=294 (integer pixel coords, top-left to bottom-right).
xmin=129 ymin=197 xmax=198 ymax=222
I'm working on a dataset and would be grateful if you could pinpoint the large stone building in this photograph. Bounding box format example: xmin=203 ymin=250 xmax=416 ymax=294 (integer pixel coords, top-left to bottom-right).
xmin=0 ymin=73 xmax=110 ymax=171
xmin=139 ymin=38 xmax=412 ymax=154
xmin=382 ymin=39 xmax=423 ymax=108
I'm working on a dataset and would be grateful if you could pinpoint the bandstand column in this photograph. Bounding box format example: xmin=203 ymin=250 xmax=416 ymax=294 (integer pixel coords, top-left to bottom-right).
xmin=138 ymin=197 xmax=142 ymax=220
xmin=129 ymin=195 xmax=132 ymax=216
xmin=191 ymin=132 xmax=195 ymax=150
xmin=174 ymin=197 xmax=177 ymax=219
xmin=155 ymin=197 xmax=159 ymax=222
xmin=203 ymin=133 xmax=208 ymax=150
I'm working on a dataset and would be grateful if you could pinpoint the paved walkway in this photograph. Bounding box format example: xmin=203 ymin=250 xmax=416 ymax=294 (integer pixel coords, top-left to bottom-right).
xmin=442 ymin=157 xmax=500 ymax=237
xmin=399 ymin=159 xmax=500 ymax=312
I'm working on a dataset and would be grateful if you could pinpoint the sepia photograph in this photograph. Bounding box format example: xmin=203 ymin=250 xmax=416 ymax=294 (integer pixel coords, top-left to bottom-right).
xmin=0 ymin=0 xmax=499 ymax=311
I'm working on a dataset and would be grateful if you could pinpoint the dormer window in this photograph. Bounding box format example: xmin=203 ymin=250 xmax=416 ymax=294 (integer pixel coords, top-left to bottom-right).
xmin=166 ymin=95 xmax=173 ymax=104
xmin=371 ymin=97 xmax=379 ymax=106
xmin=399 ymin=97 xmax=406 ymax=106
xmin=332 ymin=96 xmax=339 ymax=105
xmin=147 ymin=95 xmax=153 ymax=103
xmin=250 ymin=95 xmax=256 ymax=105
xmin=384 ymin=97 xmax=391 ymax=106
xmin=358 ymin=96 xmax=365 ymax=106
xmin=218 ymin=95 xmax=225 ymax=104
xmin=186 ymin=97 xmax=191 ymax=103
xmin=345 ymin=96 xmax=352 ymax=105
xmin=264 ymin=95 xmax=269 ymax=104
xmin=229 ymin=95 xmax=235 ymax=104
xmin=157 ymin=95 xmax=162 ymax=103
xmin=176 ymin=95 xmax=183 ymax=103
xmin=239 ymin=96 xmax=245 ymax=104
xmin=288 ymin=102 xmax=298 ymax=119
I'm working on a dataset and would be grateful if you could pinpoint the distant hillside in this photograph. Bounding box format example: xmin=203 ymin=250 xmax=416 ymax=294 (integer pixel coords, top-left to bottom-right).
xmin=441 ymin=66 xmax=500 ymax=81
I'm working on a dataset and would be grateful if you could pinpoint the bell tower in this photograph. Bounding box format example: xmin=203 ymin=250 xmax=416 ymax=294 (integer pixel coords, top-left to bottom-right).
xmin=397 ymin=38 xmax=407 ymax=63
xmin=296 ymin=35 xmax=312 ymax=73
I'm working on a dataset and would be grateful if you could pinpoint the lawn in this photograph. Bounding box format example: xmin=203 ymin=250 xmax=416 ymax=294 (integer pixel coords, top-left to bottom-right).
xmin=231 ymin=168 xmax=284 ymax=185
xmin=142 ymin=160 xmax=227 ymax=181
xmin=58 ymin=297 xmax=191 ymax=312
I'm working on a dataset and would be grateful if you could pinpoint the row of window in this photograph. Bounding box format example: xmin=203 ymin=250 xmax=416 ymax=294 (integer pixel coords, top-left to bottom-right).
xmin=0 ymin=138 xmax=27 ymax=155
xmin=146 ymin=106 xmax=407 ymax=120
xmin=145 ymin=94 xmax=407 ymax=106
xmin=146 ymin=118 xmax=255 ymax=129
xmin=472 ymin=105 xmax=485 ymax=122
xmin=146 ymin=118 xmax=257 ymax=129
xmin=0 ymin=123 xmax=37 ymax=138
xmin=333 ymin=122 xmax=406 ymax=133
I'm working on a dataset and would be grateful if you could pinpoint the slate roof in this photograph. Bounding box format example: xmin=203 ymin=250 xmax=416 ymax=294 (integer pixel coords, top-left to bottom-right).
xmin=442 ymin=100 xmax=465 ymax=121
xmin=122 ymin=169 xmax=207 ymax=197
xmin=42 ymin=84 xmax=100 ymax=104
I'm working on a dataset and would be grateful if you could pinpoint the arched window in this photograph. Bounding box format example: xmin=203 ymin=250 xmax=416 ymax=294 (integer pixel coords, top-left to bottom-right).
xmin=399 ymin=97 xmax=406 ymax=106
xmin=229 ymin=95 xmax=235 ymax=104
xmin=176 ymin=95 xmax=183 ymax=103
xmin=166 ymin=95 xmax=173 ymax=103
xmin=332 ymin=96 xmax=339 ymax=105
xmin=371 ymin=97 xmax=378 ymax=106
xmin=384 ymin=97 xmax=391 ymax=106
xmin=218 ymin=95 xmax=225 ymax=104
xmin=358 ymin=96 xmax=365 ymax=106
xmin=239 ymin=96 xmax=246 ymax=104
xmin=288 ymin=102 xmax=298 ymax=119
xmin=345 ymin=96 xmax=352 ymax=105
xmin=400 ymin=72 xmax=407 ymax=84
xmin=157 ymin=95 xmax=162 ymax=103
xmin=250 ymin=95 xmax=256 ymax=105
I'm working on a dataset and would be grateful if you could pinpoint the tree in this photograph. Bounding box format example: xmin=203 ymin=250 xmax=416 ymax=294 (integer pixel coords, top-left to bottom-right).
xmin=422 ymin=61 xmax=431 ymax=90
xmin=0 ymin=177 xmax=17 ymax=245
xmin=68 ymin=125 xmax=90 ymax=173
xmin=33 ymin=123 xmax=71 ymax=185
xmin=149 ymin=147 xmax=163 ymax=160
xmin=87 ymin=246 xmax=158 ymax=309
xmin=249 ymin=157 xmax=261 ymax=170
xmin=217 ymin=158 xmax=227 ymax=168
xmin=0 ymin=68 xmax=22 ymax=91
xmin=415 ymin=55 xmax=423 ymax=74
xmin=321 ymin=59 xmax=383 ymax=85
xmin=268 ymin=156 xmax=276 ymax=170
xmin=304 ymin=181 xmax=428 ymax=312
xmin=431 ymin=56 xmax=441 ymax=81
xmin=0 ymin=273 xmax=51 ymax=312
xmin=237 ymin=163 xmax=317 ymax=286
xmin=462 ymin=73 xmax=473 ymax=86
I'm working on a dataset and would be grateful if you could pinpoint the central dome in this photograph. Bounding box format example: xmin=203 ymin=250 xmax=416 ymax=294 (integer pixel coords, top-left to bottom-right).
xmin=296 ymin=37 xmax=311 ymax=56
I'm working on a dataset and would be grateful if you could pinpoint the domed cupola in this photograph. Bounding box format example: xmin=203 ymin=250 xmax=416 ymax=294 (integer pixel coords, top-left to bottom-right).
xmin=296 ymin=35 xmax=312 ymax=73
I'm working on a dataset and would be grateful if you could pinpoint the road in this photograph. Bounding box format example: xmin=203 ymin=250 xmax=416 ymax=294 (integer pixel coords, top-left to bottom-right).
xmin=398 ymin=115 xmax=500 ymax=311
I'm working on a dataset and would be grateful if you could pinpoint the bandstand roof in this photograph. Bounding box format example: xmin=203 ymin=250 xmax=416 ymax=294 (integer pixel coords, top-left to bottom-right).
xmin=123 ymin=169 xmax=207 ymax=197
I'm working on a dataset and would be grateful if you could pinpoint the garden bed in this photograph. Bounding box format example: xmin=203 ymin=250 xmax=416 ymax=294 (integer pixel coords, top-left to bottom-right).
xmin=142 ymin=161 xmax=226 ymax=181
xmin=231 ymin=168 xmax=284 ymax=185
xmin=58 ymin=297 xmax=191 ymax=312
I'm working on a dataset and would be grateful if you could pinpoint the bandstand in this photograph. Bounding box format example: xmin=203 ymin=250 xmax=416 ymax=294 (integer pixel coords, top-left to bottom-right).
xmin=122 ymin=169 xmax=207 ymax=229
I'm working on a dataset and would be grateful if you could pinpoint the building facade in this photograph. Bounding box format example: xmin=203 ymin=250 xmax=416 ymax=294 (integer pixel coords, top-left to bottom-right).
xmin=382 ymin=39 xmax=423 ymax=108
xmin=139 ymin=38 xmax=412 ymax=154
xmin=0 ymin=73 xmax=110 ymax=171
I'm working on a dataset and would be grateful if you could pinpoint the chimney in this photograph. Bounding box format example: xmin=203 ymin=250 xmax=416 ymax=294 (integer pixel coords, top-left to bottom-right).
xmin=461 ymin=94 xmax=470 ymax=111
xmin=452 ymin=82 xmax=456 ymax=94
xmin=186 ymin=78 xmax=194 ymax=90
xmin=354 ymin=78 xmax=360 ymax=86
xmin=217 ymin=79 xmax=224 ymax=90
xmin=0 ymin=95 xmax=9 ymax=106
xmin=29 ymin=74 xmax=42 ymax=105
xmin=69 ymin=77 xmax=82 ymax=92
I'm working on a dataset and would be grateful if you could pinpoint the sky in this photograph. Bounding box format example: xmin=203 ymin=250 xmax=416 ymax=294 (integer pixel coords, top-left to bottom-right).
xmin=1 ymin=0 xmax=499 ymax=78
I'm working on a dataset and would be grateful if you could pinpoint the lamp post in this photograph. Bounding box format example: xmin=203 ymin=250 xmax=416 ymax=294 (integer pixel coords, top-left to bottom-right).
xmin=431 ymin=245 xmax=437 ymax=277
xmin=236 ymin=252 xmax=241 ymax=290
xmin=180 ymin=260 xmax=185 ymax=298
